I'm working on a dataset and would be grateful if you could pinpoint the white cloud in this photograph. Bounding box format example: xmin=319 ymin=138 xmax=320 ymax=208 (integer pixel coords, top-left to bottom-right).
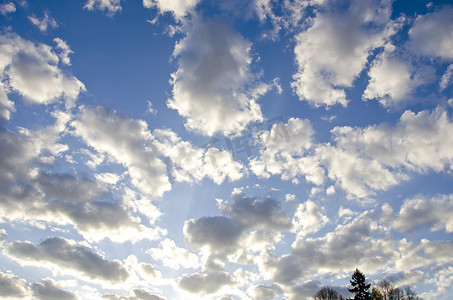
xmin=4 ymin=237 xmax=130 ymax=284
xmin=147 ymin=238 xmax=200 ymax=269
xmin=31 ymin=278 xmax=78 ymax=300
xmin=247 ymin=284 xmax=278 ymax=300
xmin=293 ymin=200 xmax=328 ymax=237
xmin=285 ymin=280 xmax=325 ymax=300
xmin=0 ymin=33 xmax=85 ymax=111
xmin=39 ymin=174 xmax=163 ymax=243
xmin=258 ymin=118 xmax=313 ymax=155
xmin=332 ymin=107 xmax=453 ymax=173
xmin=153 ymin=128 xmax=244 ymax=184
xmin=139 ymin=263 xmax=162 ymax=280
xmin=0 ymin=128 xmax=36 ymax=187
xmin=95 ymin=172 xmax=121 ymax=185
xmin=28 ymin=11 xmax=58 ymax=32
xmin=0 ymin=2 xmax=15 ymax=15
xmin=53 ymin=38 xmax=73 ymax=66
xmin=285 ymin=193 xmax=296 ymax=203
xmin=408 ymin=5 xmax=453 ymax=59
xmin=184 ymin=216 xmax=243 ymax=256
xmin=363 ymin=45 xmax=421 ymax=106
xmin=291 ymin=0 xmax=393 ymax=107
xmin=143 ymin=0 xmax=200 ymax=20
xmin=0 ymin=83 xmax=15 ymax=122
xmin=71 ymin=106 xmax=171 ymax=199
xmin=0 ymin=118 xmax=162 ymax=243
xmin=250 ymin=106 xmax=453 ymax=199
xmin=184 ymin=194 xmax=290 ymax=261
xmin=326 ymin=186 xmax=335 ymax=195
xmin=84 ymin=0 xmax=122 ymax=16
xmin=267 ymin=211 xmax=397 ymax=284
xmin=250 ymin=0 xmax=326 ymax=39
xmin=424 ymin=266 xmax=453 ymax=299
xmin=167 ymin=19 xmax=264 ymax=136
xmin=250 ymin=117 xmax=324 ymax=186
xmin=394 ymin=194 xmax=453 ymax=233
xmin=146 ymin=100 xmax=157 ymax=114
xmin=218 ymin=195 xmax=292 ymax=231
xmin=72 ymin=106 xmax=245 ymax=201
xmin=102 ymin=289 xmax=165 ymax=300
xmin=396 ymin=239 xmax=453 ymax=271
xmin=440 ymin=64 xmax=453 ymax=92
xmin=318 ymin=145 xmax=401 ymax=199
xmin=177 ymin=271 xmax=236 ymax=296
xmin=0 ymin=271 xmax=27 ymax=298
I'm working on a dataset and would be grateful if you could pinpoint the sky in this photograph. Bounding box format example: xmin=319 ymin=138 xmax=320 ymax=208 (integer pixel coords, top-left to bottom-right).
xmin=0 ymin=0 xmax=453 ymax=299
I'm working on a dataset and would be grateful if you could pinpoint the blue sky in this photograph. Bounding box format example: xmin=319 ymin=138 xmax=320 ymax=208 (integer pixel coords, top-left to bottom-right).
xmin=0 ymin=0 xmax=452 ymax=299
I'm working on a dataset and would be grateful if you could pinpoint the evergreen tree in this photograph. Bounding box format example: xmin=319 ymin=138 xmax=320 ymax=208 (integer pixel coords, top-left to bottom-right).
xmin=348 ymin=268 xmax=371 ymax=300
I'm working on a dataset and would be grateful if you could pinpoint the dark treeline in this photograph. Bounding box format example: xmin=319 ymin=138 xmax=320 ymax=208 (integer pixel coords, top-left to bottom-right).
xmin=313 ymin=268 xmax=422 ymax=300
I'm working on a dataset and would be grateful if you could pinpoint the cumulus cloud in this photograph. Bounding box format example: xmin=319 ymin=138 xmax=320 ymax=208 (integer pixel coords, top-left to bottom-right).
xmin=285 ymin=280 xmax=325 ymax=300
xmin=177 ymin=271 xmax=235 ymax=296
xmin=257 ymin=117 xmax=313 ymax=155
xmin=325 ymin=108 xmax=453 ymax=198
xmin=95 ymin=172 xmax=121 ymax=185
xmin=363 ymin=45 xmax=422 ymax=106
xmin=84 ymin=0 xmax=122 ymax=16
xmin=184 ymin=193 xmax=291 ymax=264
xmin=408 ymin=5 xmax=453 ymax=59
xmin=53 ymin=38 xmax=73 ymax=66
xmin=229 ymin=0 xmax=325 ymax=39
xmin=0 ymin=124 xmax=162 ymax=243
xmin=424 ymin=266 xmax=453 ymax=299
xmin=0 ymin=271 xmax=27 ymax=298
xmin=332 ymin=107 xmax=453 ymax=173
xmin=266 ymin=210 xmax=397 ymax=284
xmin=139 ymin=263 xmax=162 ymax=280
xmin=293 ymin=200 xmax=328 ymax=237
xmin=39 ymin=174 xmax=163 ymax=243
xmin=147 ymin=238 xmax=200 ymax=269
xmin=0 ymin=83 xmax=15 ymax=122
xmin=71 ymin=106 xmax=171 ymax=199
xmin=143 ymin=0 xmax=200 ymax=20
xmin=102 ymin=289 xmax=165 ymax=300
xmin=250 ymin=117 xmax=324 ymax=186
xmin=291 ymin=0 xmax=393 ymax=107
xmin=396 ymin=239 xmax=453 ymax=271
xmin=317 ymin=145 xmax=402 ymax=199
xmin=393 ymin=194 xmax=453 ymax=233
xmin=184 ymin=216 xmax=243 ymax=256
xmin=247 ymin=284 xmax=279 ymax=300
xmin=252 ymin=117 xmax=398 ymax=198
xmin=0 ymin=33 xmax=85 ymax=113
xmin=252 ymin=106 xmax=453 ymax=199
xmin=0 ymin=2 xmax=15 ymax=15
xmin=153 ymin=128 xmax=244 ymax=184
xmin=31 ymin=278 xmax=78 ymax=300
xmin=72 ymin=106 xmax=244 ymax=200
xmin=440 ymin=64 xmax=453 ymax=92
xmin=28 ymin=11 xmax=58 ymax=32
xmin=167 ymin=19 xmax=264 ymax=136
xmin=0 ymin=117 xmax=65 ymax=217
xmin=0 ymin=128 xmax=35 ymax=185
xmin=4 ymin=237 xmax=130 ymax=284
xmin=218 ymin=195 xmax=292 ymax=230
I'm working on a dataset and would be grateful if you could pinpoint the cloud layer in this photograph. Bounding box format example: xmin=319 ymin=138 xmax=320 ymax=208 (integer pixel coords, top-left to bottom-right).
xmin=0 ymin=1 xmax=452 ymax=299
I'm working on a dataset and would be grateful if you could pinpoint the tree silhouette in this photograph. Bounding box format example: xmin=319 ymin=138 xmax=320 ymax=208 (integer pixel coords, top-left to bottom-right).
xmin=371 ymin=279 xmax=402 ymax=300
xmin=314 ymin=286 xmax=345 ymax=300
xmin=348 ymin=268 xmax=371 ymax=300
xmin=371 ymin=279 xmax=422 ymax=300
